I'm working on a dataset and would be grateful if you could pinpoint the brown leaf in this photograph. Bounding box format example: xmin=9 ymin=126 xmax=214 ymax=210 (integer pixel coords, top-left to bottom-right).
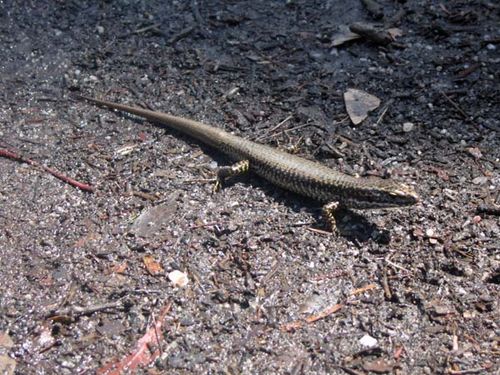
xmin=0 ymin=333 xmax=14 ymax=349
xmin=362 ymin=358 xmax=394 ymax=373
xmin=39 ymin=275 xmax=54 ymax=287
xmin=428 ymin=166 xmax=450 ymax=181
xmin=0 ymin=354 xmax=16 ymax=375
xmin=108 ymin=261 xmax=128 ymax=275
xmin=143 ymin=255 xmax=164 ymax=276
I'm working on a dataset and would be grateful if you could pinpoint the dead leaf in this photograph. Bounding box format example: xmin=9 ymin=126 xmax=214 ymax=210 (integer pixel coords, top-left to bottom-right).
xmin=332 ymin=26 xmax=402 ymax=47
xmin=129 ymin=200 xmax=178 ymax=238
xmin=387 ymin=28 xmax=403 ymax=39
xmin=344 ymin=88 xmax=381 ymax=125
xmin=331 ymin=25 xmax=362 ymax=46
xmin=427 ymin=166 xmax=450 ymax=181
xmin=0 ymin=354 xmax=16 ymax=375
xmin=39 ymin=275 xmax=54 ymax=287
xmin=97 ymin=303 xmax=171 ymax=375
xmin=73 ymin=232 xmax=100 ymax=248
xmin=362 ymin=358 xmax=394 ymax=373
xmin=466 ymin=147 xmax=482 ymax=159
xmin=0 ymin=333 xmax=14 ymax=349
xmin=143 ymin=255 xmax=164 ymax=276
xmin=108 ymin=261 xmax=128 ymax=275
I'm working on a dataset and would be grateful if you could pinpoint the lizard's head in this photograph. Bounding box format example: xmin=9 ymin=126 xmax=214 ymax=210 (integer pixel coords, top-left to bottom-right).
xmin=349 ymin=178 xmax=420 ymax=210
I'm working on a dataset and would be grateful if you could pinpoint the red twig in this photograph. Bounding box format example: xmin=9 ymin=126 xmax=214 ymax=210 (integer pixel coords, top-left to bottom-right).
xmin=0 ymin=147 xmax=94 ymax=192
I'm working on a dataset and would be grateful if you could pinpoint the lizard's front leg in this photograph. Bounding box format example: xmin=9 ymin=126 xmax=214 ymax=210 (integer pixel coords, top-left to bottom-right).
xmin=213 ymin=160 xmax=250 ymax=192
xmin=322 ymin=201 xmax=340 ymax=233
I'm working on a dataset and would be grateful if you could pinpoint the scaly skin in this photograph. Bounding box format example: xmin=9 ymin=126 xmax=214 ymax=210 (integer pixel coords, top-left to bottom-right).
xmin=78 ymin=96 xmax=419 ymax=213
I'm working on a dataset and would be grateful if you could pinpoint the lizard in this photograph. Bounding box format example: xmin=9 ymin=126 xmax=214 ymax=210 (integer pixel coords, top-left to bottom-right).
xmin=78 ymin=95 xmax=419 ymax=231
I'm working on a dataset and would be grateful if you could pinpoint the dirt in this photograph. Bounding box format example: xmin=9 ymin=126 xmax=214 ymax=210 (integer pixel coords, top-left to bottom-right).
xmin=0 ymin=1 xmax=499 ymax=374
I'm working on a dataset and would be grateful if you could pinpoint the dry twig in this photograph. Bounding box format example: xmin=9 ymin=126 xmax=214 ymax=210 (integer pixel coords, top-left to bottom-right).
xmin=0 ymin=147 xmax=94 ymax=192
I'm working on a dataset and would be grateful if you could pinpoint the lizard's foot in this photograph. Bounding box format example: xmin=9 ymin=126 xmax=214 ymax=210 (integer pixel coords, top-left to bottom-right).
xmin=213 ymin=160 xmax=250 ymax=193
xmin=322 ymin=201 xmax=340 ymax=234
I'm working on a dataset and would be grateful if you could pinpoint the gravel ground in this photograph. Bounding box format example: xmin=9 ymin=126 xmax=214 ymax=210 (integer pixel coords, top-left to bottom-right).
xmin=0 ymin=1 xmax=498 ymax=374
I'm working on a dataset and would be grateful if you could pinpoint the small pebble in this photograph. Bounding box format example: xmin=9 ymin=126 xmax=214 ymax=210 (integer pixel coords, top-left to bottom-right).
xmin=60 ymin=360 xmax=75 ymax=369
xmin=359 ymin=334 xmax=378 ymax=348
xmin=403 ymin=122 xmax=415 ymax=132
xmin=472 ymin=176 xmax=488 ymax=185
xmin=309 ymin=51 xmax=324 ymax=60
xmin=168 ymin=270 xmax=189 ymax=287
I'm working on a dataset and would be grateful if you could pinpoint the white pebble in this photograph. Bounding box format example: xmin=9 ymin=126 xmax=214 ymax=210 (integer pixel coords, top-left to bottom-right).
xmin=359 ymin=334 xmax=378 ymax=347
xmin=168 ymin=270 xmax=189 ymax=287
xmin=403 ymin=122 xmax=415 ymax=132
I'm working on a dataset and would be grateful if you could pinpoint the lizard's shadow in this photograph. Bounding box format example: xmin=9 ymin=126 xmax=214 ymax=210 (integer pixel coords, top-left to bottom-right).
xmin=257 ymin=186 xmax=392 ymax=244
xmin=200 ymin=148 xmax=392 ymax=244
xmin=109 ymin=114 xmax=391 ymax=244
